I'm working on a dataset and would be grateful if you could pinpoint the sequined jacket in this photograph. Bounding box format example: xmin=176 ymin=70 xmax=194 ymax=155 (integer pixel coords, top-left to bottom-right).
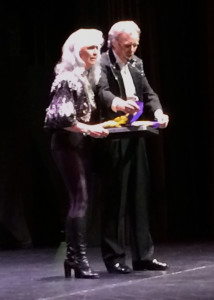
xmin=44 ymin=73 xmax=97 ymax=130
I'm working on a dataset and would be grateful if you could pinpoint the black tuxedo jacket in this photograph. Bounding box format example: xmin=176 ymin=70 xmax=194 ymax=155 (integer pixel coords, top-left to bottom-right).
xmin=98 ymin=48 xmax=162 ymax=121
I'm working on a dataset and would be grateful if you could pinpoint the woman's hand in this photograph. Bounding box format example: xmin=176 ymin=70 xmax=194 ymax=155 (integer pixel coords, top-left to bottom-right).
xmin=87 ymin=124 xmax=109 ymax=138
xmin=65 ymin=122 xmax=109 ymax=138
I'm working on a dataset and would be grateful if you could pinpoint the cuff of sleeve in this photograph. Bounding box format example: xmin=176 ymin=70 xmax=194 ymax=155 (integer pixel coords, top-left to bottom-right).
xmin=154 ymin=109 xmax=163 ymax=120
xmin=111 ymin=97 xmax=121 ymax=112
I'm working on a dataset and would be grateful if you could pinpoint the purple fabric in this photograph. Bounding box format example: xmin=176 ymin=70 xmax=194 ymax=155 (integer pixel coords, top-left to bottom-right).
xmin=152 ymin=122 xmax=160 ymax=128
xmin=128 ymin=101 xmax=144 ymax=123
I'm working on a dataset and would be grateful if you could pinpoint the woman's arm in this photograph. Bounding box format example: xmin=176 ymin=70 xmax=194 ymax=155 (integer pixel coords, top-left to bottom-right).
xmin=65 ymin=122 xmax=109 ymax=138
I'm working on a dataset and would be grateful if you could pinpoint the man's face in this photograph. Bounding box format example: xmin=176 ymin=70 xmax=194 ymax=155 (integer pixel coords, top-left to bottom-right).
xmin=113 ymin=32 xmax=139 ymax=63
xmin=79 ymin=45 xmax=99 ymax=70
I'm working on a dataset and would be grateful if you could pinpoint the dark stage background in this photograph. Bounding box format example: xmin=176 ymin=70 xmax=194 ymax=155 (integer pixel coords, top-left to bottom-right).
xmin=1 ymin=0 xmax=214 ymax=248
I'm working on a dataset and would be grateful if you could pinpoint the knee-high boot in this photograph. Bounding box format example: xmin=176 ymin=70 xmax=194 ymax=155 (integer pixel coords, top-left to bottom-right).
xmin=64 ymin=217 xmax=100 ymax=279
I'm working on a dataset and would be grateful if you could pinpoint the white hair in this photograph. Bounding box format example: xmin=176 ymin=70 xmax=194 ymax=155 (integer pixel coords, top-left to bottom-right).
xmin=55 ymin=28 xmax=104 ymax=86
xmin=108 ymin=21 xmax=141 ymax=48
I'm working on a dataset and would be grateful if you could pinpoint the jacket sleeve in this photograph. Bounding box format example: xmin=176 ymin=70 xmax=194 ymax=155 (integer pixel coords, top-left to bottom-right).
xmin=142 ymin=75 xmax=163 ymax=114
xmin=136 ymin=59 xmax=163 ymax=114
xmin=44 ymin=80 xmax=77 ymax=130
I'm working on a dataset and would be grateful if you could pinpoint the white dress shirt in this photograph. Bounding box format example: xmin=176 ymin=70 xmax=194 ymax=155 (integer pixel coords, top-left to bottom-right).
xmin=111 ymin=51 xmax=138 ymax=112
xmin=111 ymin=51 xmax=164 ymax=119
xmin=114 ymin=51 xmax=137 ymax=98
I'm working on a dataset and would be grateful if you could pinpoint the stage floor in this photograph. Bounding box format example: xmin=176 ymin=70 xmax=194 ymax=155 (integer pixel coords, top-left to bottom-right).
xmin=1 ymin=242 xmax=214 ymax=300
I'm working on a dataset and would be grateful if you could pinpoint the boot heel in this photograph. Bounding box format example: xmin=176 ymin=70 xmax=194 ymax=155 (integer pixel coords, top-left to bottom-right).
xmin=64 ymin=259 xmax=74 ymax=278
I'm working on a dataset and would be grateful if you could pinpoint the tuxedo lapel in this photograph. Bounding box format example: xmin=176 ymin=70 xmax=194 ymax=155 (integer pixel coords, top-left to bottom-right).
xmin=128 ymin=62 xmax=143 ymax=100
xmin=108 ymin=49 xmax=127 ymax=99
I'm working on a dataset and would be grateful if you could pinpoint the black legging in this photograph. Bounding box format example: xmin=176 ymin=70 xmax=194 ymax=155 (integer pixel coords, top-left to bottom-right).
xmin=51 ymin=132 xmax=91 ymax=218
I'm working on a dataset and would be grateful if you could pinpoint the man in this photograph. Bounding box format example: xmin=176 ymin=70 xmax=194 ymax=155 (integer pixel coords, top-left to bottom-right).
xmin=97 ymin=20 xmax=169 ymax=274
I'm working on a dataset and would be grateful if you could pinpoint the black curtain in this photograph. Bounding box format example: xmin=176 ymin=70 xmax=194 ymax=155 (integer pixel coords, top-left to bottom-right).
xmin=0 ymin=0 xmax=214 ymax=248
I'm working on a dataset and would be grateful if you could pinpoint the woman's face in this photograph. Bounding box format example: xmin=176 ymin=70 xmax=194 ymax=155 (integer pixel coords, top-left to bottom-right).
xmin=79 ymin=45 xmax=99 ymax=70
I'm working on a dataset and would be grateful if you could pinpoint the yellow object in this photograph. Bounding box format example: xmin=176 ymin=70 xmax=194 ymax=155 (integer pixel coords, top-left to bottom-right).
xmin=102 ymin=119 xmax=158 ymax=129
xmin=102 ymin=120 xmax=121 ymax=128
xmin=102 ymin=114 xmax=129 ymax=128
xmin=113 ymin=114 xmax=129 ymax=125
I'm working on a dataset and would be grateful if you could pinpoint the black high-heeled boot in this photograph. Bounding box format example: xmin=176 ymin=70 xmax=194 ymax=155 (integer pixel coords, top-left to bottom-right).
xmin=64 ymin=243 xmax=77 ymax=278
xmin=64 ymin=217 xmax=100 ymax=279
xmin=74 ymin=243 xmax=100 ymax=278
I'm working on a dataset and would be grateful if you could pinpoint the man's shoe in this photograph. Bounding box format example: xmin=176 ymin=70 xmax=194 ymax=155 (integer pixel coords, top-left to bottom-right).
xmin=133 ymin=259 xmax=168 ymax=271
xmin=107 ymin=263 xmax=132 ymax=274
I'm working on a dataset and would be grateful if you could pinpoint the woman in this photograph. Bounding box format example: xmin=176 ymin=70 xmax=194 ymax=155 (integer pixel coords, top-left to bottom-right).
xmin=44 ymin=28 xmax=109 ymax=279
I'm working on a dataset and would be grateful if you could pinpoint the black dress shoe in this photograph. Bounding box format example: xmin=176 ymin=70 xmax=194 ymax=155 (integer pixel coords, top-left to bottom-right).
xmin=107 ymin=263 xmax=132 ymax=274
xmin=133 ymin=259 xmax=168 ymax=271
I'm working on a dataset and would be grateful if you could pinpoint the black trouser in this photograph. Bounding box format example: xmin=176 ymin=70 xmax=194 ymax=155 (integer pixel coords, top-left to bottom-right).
xmin=96 ymin=137 xmax=154 ymax=267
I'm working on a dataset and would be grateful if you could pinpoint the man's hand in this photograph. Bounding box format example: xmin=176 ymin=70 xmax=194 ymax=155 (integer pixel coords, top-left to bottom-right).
xmin=154 ymin=109 xmax=169 ymax=128
xmin=112 ymin=97 xmax=140 ymax=114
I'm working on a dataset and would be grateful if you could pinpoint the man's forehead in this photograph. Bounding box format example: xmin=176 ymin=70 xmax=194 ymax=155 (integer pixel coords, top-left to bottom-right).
xmin=118 ymin=32 xmax=139 ymax=43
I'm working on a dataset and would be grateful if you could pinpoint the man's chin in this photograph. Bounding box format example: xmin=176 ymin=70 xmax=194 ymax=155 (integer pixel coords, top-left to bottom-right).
xmin=126 ymin=55 xmax=133 ymax=60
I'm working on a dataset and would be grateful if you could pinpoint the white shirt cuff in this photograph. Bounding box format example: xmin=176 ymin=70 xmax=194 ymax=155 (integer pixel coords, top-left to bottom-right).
xmin=111 ymin=97 xmax=121 ymax=112
xmin=154 ymin=109 xmax=163 ymax=120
